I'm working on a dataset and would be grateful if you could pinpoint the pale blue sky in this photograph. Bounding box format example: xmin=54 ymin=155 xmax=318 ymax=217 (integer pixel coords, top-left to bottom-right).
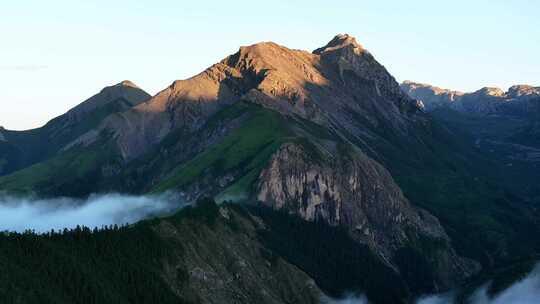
xmin=1 ymin=0 xmax=539 ymax=130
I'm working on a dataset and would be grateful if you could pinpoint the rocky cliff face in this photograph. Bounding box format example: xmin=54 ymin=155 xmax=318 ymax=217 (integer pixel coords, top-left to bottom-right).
xmin=256 ymin=142 xmax=478 ymax=289
xmin=400 ymin=81 xmax=464 ymax=111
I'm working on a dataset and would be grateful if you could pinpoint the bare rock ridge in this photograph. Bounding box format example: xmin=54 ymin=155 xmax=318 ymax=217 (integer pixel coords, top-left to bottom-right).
xmin=117 ymin=80 xmax=140 ymax=89
xmin=314 ymin=33 xmax=405 ymax=99
xmin=313 ymin=33 xmax=366 ymax=54
xmin=85 ymin=34 xmax=422 ymax=160
xmin=401 ymin=80 xmax=540 ymax=114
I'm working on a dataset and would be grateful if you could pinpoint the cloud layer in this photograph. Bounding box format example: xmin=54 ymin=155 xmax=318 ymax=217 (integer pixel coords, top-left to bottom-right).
xmin=417 ymin=263 xmax=540 ymax=304
xmin=321 ymin=293 xmax=369 ymax=304
xmin=323 ymin=264 xmax=540 ymax=304
xmin=0 ymin=193 xmax=186 ymax=233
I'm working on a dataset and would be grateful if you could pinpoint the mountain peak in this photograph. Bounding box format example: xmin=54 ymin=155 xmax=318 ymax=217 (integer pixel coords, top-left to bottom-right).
xmin=508 ymin=84 xmax=540 ymax=98
xmin=313 ymin=33 xmax=365 ymax=55
xmin=114 ymin=80 xmax=140 ymax=89
xmin=65 ymin=81 xmax=151 ymax=123
xmin=474 ymin=87 xmax=505 ymax=97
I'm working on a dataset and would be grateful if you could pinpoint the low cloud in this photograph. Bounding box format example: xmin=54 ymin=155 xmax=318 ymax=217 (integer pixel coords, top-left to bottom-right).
xmin=416 ymin=293 xmax=455 ymax=304
xmin=0 ymin=193 xmax=187 ymax=233
xmin=417 ymin=263 xmax=540 ymax=304
xmin=322 ymin=264 xmax=540 ymax=304
xmin=321 ymin=293 xmax=369 ymax=304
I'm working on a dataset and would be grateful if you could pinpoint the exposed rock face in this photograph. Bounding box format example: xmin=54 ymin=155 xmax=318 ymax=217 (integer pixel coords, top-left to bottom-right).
xmin=257 ymin=143 xmax=478 ymax=289
xmin=401 ymin=81 xmax=540 ymax=115
xmin=314 ymin=34 xmax=404 ymax=100
xmin=400 ymin=81 xmax=464 ymax=111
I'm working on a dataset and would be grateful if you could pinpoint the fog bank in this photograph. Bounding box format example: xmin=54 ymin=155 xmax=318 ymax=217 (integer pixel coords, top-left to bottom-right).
xmin=417 ymin=263 xmax=540 ymax=304
xmin=321 ymin=263 xmax=540 ymax=304
xmin=321 ymin=293 xmax=369 ymax=304
xmin=0 ymin=193 xmax=187 ymax=233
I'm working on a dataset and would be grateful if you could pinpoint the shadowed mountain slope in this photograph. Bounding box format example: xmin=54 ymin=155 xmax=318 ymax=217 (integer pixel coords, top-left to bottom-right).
xmin=0 ymin=81 xmax=150 ymax=176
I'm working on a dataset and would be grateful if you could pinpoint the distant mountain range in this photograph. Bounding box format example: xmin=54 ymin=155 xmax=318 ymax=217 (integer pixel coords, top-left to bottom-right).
xmin=401 ymin=80 xmax=540 ymax=115
xmin=401 ymin=80 xmax=540 ymax=190
xmin=1 ymin=35 xmax=539 ymax=304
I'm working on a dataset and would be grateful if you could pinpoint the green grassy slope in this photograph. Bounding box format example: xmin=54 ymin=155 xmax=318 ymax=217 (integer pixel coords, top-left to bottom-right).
xmin=152 ymin=102 xmax=291 ymax=194
xmin=0 ymin=98 xmax=139 ymax=177
xmin=377 ymin=110 xmax=540 ymax=270
xmin=0 ymin=101 xmax=335 ymax=198
xmin=0 ymin=139 xmax=120 ymax=197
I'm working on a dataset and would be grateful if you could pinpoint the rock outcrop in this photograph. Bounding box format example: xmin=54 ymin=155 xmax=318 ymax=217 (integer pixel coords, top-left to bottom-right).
xmin=257 ymin=142 xmax=478 ymax=289
xmin=400 ymin=81 xmax=464 ymax=111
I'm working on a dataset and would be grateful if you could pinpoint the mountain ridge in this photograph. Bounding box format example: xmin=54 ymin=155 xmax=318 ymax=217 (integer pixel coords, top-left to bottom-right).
xmin=401 ymin=81 xmax=540 ymax=113
xmin=0 ymin=81 xmax=150 ymax=176
xmin=72 ymin=35 xmax=422 ymax=163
